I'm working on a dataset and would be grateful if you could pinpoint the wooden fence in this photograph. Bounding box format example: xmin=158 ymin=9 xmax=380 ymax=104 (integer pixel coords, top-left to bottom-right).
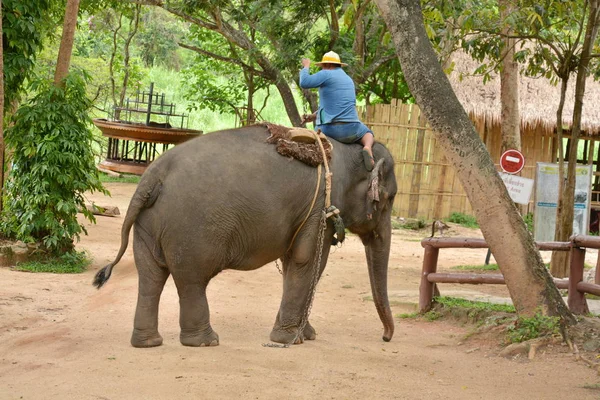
xmin=358 ymin=100 xmax=596 ymax=220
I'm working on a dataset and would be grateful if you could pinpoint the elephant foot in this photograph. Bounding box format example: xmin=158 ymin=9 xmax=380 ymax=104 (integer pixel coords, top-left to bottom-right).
xmin=270 ymin=327 xmax=303 ymax=345
xmin=303 ymin=321 xmax=317 ymax=341
xmin=180 ymin=328 xmax=220 ymax=347
xmin=131 ymin=329 xmax=163 ymax=348
xmin=270 ymin=324 xmax=315 ymax=344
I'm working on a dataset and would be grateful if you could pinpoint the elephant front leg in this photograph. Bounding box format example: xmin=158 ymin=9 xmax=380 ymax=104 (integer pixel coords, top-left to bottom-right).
xmin=174 ymin=281 xmax=219 ymax=347
xmin=271 ymin=310 xmax=317 ymax=344
xmin=270 ymin=228 xmax=332 ymax=345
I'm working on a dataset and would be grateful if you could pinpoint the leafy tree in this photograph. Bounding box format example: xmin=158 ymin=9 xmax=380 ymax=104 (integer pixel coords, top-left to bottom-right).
xmin=423 ymin=0 xmax=600 ymax=277
xmin=136 ymin=7 xmax=187 ymax=69
xmin=181 ymin=24 xmax=271 ymax=124
xmin=374 ymin=0 xmax=575 ymax=323
xmin=2 ymin=0 xmax=53 ymax=110
xmin=137 ymin=0 xmax=411 ymax=125
xmin=1 ymin=72 xmax=107 ymax=253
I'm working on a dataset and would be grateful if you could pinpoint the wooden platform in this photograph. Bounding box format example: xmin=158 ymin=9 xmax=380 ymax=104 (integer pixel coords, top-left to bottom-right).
xmin=93 ymin=119 xmax=202 ymax=144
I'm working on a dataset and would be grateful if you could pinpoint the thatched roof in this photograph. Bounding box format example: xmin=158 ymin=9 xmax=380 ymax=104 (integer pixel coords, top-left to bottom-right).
xmin=447 ymin=50 xmax=600 ymax=135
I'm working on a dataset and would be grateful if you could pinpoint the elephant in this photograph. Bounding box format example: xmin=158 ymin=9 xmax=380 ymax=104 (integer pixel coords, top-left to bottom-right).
xmin=93 ymin=123 xmax=397 ymax=348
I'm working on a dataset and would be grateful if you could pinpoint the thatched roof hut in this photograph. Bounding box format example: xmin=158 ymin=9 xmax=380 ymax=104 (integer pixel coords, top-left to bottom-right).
xmin=447 ymin=50 xmax=600 ymax=135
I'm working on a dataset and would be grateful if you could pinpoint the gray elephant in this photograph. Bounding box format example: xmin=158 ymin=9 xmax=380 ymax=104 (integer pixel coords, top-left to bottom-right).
xmin=93 ymin=124 xmax=397 ymax=347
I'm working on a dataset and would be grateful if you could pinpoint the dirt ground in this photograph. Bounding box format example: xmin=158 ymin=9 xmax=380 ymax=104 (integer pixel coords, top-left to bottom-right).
xmin=1 ymin=182 xmax=600 ymax=399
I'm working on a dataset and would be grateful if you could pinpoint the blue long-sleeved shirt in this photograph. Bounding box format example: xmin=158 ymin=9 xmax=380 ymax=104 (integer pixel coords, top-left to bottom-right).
xmin=299 ymin=67 xmax=360 ymax=125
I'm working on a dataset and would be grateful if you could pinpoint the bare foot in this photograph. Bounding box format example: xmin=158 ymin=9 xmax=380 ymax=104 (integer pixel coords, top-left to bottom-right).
xmin=362 ymin=147 xmax=375 ymax=171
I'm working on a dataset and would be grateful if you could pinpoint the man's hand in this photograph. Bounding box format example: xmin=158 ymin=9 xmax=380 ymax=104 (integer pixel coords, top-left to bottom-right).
xmin=301 ymin=113 xmax=316 ymax=124
xmin=301 ymin=58 xmax=311 ymax=68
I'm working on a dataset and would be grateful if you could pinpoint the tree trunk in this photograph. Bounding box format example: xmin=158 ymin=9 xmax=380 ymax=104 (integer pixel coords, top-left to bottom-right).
xmin=274 ymin=78 xmax=302 ymax=126
xmin=117 ymin=5 xmax=142 ymax=114
xmin=374 ymin=0 xmax=574 ymax=323
xmin=54 ymin=0 xmax=81 ymax=87
xmin=0 ymin=0 xmax=4 ymax=213
xmin=499 ymin=0 xmax=520 ymax=152
xmin=550 ymin=78 xmax=570 ymax=277
xmin=552 ymin=0 xmax=600 ymax=278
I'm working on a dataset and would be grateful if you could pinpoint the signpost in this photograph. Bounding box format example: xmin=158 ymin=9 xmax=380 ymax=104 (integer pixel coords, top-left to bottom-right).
xmin=499 ymin=172 xmax=534 ymax=205
xmin=486 ymin=149 xmax=533 ymax=264
xmin=500 ymin=149 xmax=525 ymax=174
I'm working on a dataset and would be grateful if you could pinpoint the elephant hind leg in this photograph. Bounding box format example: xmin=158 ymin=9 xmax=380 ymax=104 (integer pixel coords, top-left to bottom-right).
xmin=131 ymin=266 xmax=170 ymax=348
xmin=173 ymin=279 xmax=219 ymax=347
xmin=131 ymin=229 xmax=170 ymax=348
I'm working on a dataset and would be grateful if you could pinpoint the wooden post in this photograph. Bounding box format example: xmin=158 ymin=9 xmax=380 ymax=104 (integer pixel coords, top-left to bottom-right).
xmin=568 ymin=247 xmax=590 ymax=314
xmin=419 ymin=245 xmax=439 ymax=313
xmin=596 ymin=253 xmax=600 ymax=284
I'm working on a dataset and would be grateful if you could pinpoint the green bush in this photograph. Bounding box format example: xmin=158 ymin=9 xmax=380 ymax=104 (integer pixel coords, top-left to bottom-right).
xmin=506 ymin=312 xmax=560 ymax=343
xmin=1 ymin=72 xmax=107 ymax=254
xmin=447 ymin=212 xmax=479 ymax=229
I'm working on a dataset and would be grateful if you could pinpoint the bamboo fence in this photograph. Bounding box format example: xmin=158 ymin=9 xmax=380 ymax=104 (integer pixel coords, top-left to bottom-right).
xmin=358 ymin=99 xmax=597 ymax=220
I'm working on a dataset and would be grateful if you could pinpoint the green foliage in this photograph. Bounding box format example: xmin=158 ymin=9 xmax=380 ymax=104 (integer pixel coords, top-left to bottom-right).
xmin=435 ymin=296 xmax=516 ymax=314
xmin=396 ymin=312 xmax=419 ymax=319
xmin=424 ymin=310 xmax=442 ymax=321
xmin=1 ymin=72 xmax=108 ymax=254
xmin=99 ymin=172 xmax=141 ymax=184
xmin=451 ymin=263 xmax=500 ymax=271
xmin=15 ymin=251 xmax=90 ymax=274
xmin=136 ymin=8 xmax=187 ymax=69
xmin=523 ymin=212 xmax=534 ymax=233
xmin=400 ymin=218 xmax=427 ymax=230
xmin=447 ymin=212 xmax=479 ymax=228
xmin=2 ymin=0 xmax=53 ymax=109
xmin=506 ymin=312 xmax=561 ymax=343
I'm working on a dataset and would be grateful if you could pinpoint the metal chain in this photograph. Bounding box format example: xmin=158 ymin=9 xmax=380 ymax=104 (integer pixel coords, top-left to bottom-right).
xmin=291 ymin=209 xmax=327 ymax=345
xmin=263 ymin=210 xmax=328 ymax=349
xmin=274 ymin=259 xmax=283 ymax=275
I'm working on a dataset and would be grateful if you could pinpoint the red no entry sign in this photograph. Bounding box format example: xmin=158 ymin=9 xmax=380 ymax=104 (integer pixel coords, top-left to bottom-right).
xmin=500 ymin=149 xmax=525 ymax=174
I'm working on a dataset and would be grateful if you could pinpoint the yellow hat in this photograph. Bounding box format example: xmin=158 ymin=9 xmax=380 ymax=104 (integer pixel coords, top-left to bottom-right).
xmin=314 ymin=51 xmax=348 ymax=66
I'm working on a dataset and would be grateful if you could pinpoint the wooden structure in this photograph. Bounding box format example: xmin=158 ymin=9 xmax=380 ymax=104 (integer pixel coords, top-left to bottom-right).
xmin=359 ymin=101 xmax=558 ymax=219
xmin=419 ymin=235 xmax=600 ymax=314
xmin=358 ymin=49 xmax=600 ymax=220
xmin=94 ymin=83 xmax=202 ymax=175
xmin=359 ymin=80 xmax=600 ymax=220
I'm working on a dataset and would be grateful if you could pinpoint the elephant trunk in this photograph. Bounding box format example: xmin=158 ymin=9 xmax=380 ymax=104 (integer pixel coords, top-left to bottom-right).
xmin=364 ymin=217 xmax=394 ymax=342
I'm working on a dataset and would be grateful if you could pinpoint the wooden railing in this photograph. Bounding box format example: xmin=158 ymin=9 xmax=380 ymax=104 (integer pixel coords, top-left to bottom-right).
xmin=419 ymin=235 xmax=600 ymax=315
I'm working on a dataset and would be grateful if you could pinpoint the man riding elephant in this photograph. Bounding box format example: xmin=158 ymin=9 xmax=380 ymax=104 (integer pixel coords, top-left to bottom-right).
xmin=299 ymin=51 xmax=375 ymax=171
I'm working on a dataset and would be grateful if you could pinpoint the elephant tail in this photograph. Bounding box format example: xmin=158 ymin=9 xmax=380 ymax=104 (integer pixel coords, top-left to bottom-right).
xmin=93 ymin=173 xmax=163 ymax=289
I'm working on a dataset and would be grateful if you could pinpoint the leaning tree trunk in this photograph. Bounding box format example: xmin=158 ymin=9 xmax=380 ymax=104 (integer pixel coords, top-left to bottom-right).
xmin=374 ymin=0 xmax=574 ymax=323
xmin=54 ymin=0 xmax=80 ymax=87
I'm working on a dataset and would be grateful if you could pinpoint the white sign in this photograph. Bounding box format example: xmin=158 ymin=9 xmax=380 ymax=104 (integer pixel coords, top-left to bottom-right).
xmin=499 ymin=172 xmax=534 ymax=205
xmin=534 ymin=162 xmax=592 ymax=242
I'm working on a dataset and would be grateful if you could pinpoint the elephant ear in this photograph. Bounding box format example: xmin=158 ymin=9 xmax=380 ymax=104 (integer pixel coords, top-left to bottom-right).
xmin=366 ymin=159 xmax=385 ymax=220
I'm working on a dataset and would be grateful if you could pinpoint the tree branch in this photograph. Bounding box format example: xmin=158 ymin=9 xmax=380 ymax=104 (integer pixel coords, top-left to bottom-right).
xmin=130 ymin=0 xmax=218 ymax=30
xmin=178 ymin=42 xmax=269 ymax=79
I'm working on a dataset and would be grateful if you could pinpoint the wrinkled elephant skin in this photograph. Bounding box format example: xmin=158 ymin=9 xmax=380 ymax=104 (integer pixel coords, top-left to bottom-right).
xmin=93 ymin=125 xmax=397 ymax=347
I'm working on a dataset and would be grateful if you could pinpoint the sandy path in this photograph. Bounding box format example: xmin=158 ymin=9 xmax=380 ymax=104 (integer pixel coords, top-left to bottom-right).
xmin=0 ymin=182 xmax=598 ymax=400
